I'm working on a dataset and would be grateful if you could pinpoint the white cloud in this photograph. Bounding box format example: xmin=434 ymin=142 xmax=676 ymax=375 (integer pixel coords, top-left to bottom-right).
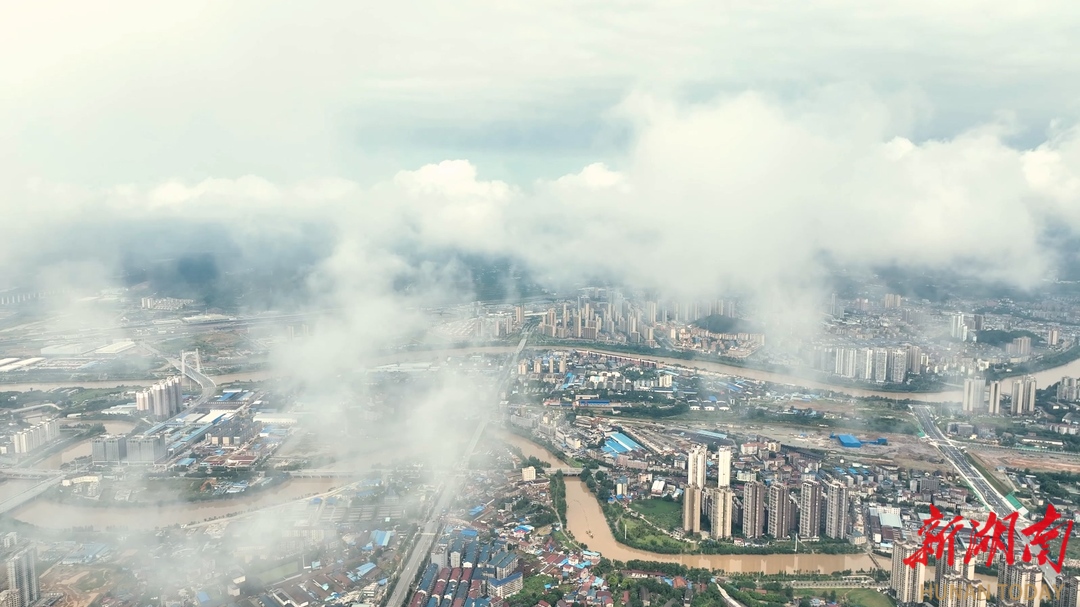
xmin=552 ymin=163 xmax=627 ymax=191
xmin=4 ymin=1 xmax=1080 ymax=185
xmin=5 ymin=90 xmax=1080 ymax=296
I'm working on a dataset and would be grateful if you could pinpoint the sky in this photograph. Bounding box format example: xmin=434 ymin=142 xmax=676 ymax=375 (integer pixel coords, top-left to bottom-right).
xmin=5 ymin=1 xmax=1080 ymax=187
xmin=5 ymin=2 xmax=1080 ymax=320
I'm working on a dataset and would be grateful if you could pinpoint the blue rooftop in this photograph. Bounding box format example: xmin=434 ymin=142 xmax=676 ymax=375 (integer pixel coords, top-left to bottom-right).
xmin=371 ymin=529 xmax=393 ymax=547
xmin=611 ymin=432 xmax=641 ymax=449
xmin=837 ymin=434 xmax=862 ymax=448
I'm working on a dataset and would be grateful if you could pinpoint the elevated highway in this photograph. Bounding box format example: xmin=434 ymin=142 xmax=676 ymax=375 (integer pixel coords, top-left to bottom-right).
xmin=139 ymin=342 xmax=218 ymax=408
xmin=5 ymin=403 xmax=61 ymax=415
xmin=0 ymin=468 xmax=63 ymax=479
xmin=0 ymin=474 xmax=64 ymax=514
xmin=914 ymin=406 xmax=1059 ymax=592
xmin=288 ymin=469 xmax=366 ymax=479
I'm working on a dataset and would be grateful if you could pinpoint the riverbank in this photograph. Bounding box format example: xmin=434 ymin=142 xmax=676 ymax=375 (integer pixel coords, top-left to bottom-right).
xmin=4 ymin=339 xmax=1080 ymax=402
xmin=534 ymin=338 xmax=952 ymax=393
xmin=542 ymin=340 xmax=1080 ymax=401
xmin=0 ymin=345 xmax=519 ymax=392
xmin=39 ymin=473 xmax=295 ymax=509
xmin=499 ymin=431 xmax=877 ymax=574
xmin=539 ymin=344 xmax=965 ymax=403
xmin=986 ymin=344 xmax=1080 ymax=382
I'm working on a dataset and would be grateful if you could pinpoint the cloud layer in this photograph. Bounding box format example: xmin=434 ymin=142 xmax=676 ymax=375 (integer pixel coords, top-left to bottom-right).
xmin=3 ymin=3 xmax=1080 ymax=437
xmin=6 ymin=90 xmax=1080 ymax=304
xmin=6 ymin=1 xmax=1080 ymax=186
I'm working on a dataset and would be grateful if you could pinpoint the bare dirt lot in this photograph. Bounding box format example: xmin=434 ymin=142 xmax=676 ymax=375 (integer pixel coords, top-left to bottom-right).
xmin=972 ymin=448 xmax=1080 ymax=474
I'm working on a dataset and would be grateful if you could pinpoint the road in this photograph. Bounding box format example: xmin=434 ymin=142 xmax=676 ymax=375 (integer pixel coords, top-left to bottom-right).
xmin=715 ymin=582 xmax=746 ymax=607
xmin=912 ymin=406 xmax=1059 ymax=590
xmin=913 ymin=407 xmax=1015 ymax=516
xmin=384 ymin=333 xmax=530 ymax=607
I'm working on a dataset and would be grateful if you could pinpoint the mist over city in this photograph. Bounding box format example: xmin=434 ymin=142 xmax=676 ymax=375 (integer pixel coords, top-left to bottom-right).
xmin=4 ymin=3 xmax=1080 ymax=607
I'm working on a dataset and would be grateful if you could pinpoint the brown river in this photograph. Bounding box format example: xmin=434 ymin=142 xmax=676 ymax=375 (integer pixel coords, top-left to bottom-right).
xmin=501 ymin=431 xmax=876 ymax=574
xmin=0 ymin=345 xmax=519 ymax=392
xmin=8 ymin=477 xmax=339 ymax=530
xmin=4 ymin=343 xmax=1080 ymax=401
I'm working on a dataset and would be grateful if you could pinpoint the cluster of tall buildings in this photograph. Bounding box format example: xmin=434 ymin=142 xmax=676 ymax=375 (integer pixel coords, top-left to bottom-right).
xmin=813 ymin=345 xmax=919 ymax=383
xmin=1059 ymin=376 xmax=1080 ymax=402
xmin=139 ymin=296 xmax=194 ymax=310
xmin=91 ymin=434 xmax=166 ymax=464
xmin=766 ymin=482 xmax=794 ymax=538
xmin=890 ymin=541 xmax=926 ymax=607
xmin=530 ymin=294 xmax=738 ymax=346
xmin=891 ymin=537 xmax=1049 ymax=607
xmin=1011 ymin=376 xmax=1038 ymax=415
xmin=683 ymin=445 xmax=739 ymax=540
xmin=1006 ymin=336 xmax=1034 ymax=358
xmin=951 ymin=313 xmax=986 ymax=342
xmin=2 ymin=542 xmax=39 ymax=607
xmin=962 ymin=376 xmax=1036 ymax=416
xmin=135 ymin=376 xmax=184 ymax=419
xmin=519 ymin=355 xmax=567 ymax=376
xmin=0 ymin=291 xmax=60 ymax=306
xmin=997 ymin=561 xmax=1043 ymax=607
xmin=952 ymin=312 xmax=1061 ymax=359
xmin=883 ymin=294 xmax=904 ymax=309
xmin=682 ymin=445 xmax=709 ymax=535
xmin=1058 ymin=576 xmax=1080 ymax=607
xmin=681 ymin=445 xmax=850 ymax=542
xmin=11 ymin=419 xmax=59 ymax=455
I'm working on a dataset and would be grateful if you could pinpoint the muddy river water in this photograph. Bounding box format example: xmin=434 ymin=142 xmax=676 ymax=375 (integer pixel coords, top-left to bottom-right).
xmin=6 ymin=342 xmax=1080 ymax=400
xmin=8 ymin=477 xmax=339 ymax=530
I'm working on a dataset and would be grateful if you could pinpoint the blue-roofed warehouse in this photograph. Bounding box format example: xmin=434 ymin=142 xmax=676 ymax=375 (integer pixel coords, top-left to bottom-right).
xmin=602 ymin=432 xmax=643 ymax=455
xmin=837 ymin=434 xmax=862 ymax=448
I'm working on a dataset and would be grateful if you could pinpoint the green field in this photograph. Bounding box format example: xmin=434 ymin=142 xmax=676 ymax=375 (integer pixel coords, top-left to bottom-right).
xmin=804 ymin=589 xmax=895 ymax=607
xmin=630 ymin=498 xmax=683 ymax=531
xmin=251 ymin=559 xmax=301 ymax=584
xmin=617 ymin=511 xmax=682 ymax=550
xmin=522 ymin=575 xmax=556 ymax=595
xmin=607 ymin=511 xmax=689 ymax=553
